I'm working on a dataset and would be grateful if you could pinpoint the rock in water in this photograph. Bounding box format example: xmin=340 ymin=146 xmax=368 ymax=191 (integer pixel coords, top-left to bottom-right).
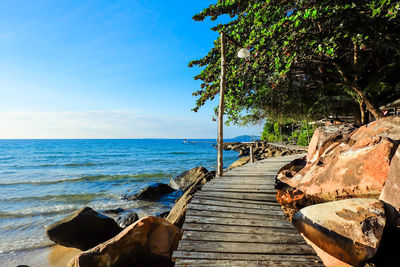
xmin=68 ymin=216 xmax=181 ymax=267
xmin=169 ymin=167 xmax=208 ymax=191
xmin=125 ymin=183 xmax=175 ymax=201
xmin=46 ymin=207 xmax=123 ymax=251
xmin=116 ymin=212 xmax=139 ymax=228
xmin=292 ymin=198 xmax=386 ymax=266
xmin=167 ymin=171 xmax=213 ymax=227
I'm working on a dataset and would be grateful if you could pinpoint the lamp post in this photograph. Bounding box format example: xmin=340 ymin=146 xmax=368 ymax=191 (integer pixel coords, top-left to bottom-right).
xmin=217 ymin=33 xmax=250 ymax=177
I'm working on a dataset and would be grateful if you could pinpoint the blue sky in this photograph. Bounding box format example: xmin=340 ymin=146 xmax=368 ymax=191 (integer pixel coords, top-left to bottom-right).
xmin=0 ymin=0 xmax=261 ymax=138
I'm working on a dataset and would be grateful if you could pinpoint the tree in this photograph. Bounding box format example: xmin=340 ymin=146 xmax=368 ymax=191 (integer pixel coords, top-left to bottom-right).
xmin=190 ymin=0 xmax=400 ymax=123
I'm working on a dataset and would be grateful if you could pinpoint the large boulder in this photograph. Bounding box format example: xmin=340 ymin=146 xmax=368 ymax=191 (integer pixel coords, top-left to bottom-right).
xmin=293 ymin=198 xmax=386 ymax=267
xmin=167 ymin=171 xmax=214 ymax=227
xmin=46 ymin=207 xmax=123 ymax=251
xmin=169 ymin=167 xmax=208 ymax=191
xmin=379 ymin=145 xmax=400 ymax=222
xmin=277 ymin=117 xmax=400 ymax=212
xmin=227 ymin=156 xmax=250 ymax=170
xmin=124 ymin=183 xmax=175 ymax=201
xmin=116 ymin=211 xmax=139 ymax=228
xmin=306 ymin=124 xmax=358 ymax=164
xmin=68 ymin=216 xmax=181 ymax=267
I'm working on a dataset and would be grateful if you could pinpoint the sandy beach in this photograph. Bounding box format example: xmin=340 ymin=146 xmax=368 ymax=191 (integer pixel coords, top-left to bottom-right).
xmin=1 ymin=245 xmax=80 ymax=267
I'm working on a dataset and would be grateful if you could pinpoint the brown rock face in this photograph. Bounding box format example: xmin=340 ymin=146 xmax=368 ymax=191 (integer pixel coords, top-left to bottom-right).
xmin=380 ymin=146 xmax=400 ymax=213
xmin=293 ymin=198 xmax=386 ymax=267
xmin=68 ymin=216 xmax=181 ymax=267
xmin=277 ymin=117 xmax=400 ymax=211
xmin=46 ymin=207 xmax=123 ymax=251
xmin=306 ymin=124 xmax=358 ymax=165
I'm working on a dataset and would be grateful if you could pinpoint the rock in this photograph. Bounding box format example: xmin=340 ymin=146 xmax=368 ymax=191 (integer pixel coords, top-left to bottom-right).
xmin=292 ymin=198 xmax=386 ymax=267
xmin=227 ymin=156 xmax=250 ymax=170
xmin=103 ymin=208 xmax=125 ymax=214
xmin=169 ymin=167 xmax=208 ymax=191
xmin=306 ymin=124 xmax=358 ymax=164
xmin=156 ymin=211 xmax=170 ymax=218
xmin=277 ymin=118 xmax=399 ymax=212
xmin=116 ymin=212 xmax=139 ymax=228
xmin=68 ymin=216 xmax=181 ymax=267
xmin=379 ymin=145 xmax=400 ymax=223
xmin=46 ymin=207 xmax=123 ymax=251
xmin=125 ymin=183 xmax=175 ymax=201
xmin=166 ymin=171 xmax=214 ymax=227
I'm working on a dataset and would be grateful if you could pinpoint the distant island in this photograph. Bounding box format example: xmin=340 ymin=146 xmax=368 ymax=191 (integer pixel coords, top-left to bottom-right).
xmin=230 ymin=135 xmax=261 ymax=142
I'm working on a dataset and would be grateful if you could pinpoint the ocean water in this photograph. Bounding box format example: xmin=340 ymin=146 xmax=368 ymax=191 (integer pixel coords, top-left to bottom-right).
xmin=0 ymin=139 xmax=238 ymax=256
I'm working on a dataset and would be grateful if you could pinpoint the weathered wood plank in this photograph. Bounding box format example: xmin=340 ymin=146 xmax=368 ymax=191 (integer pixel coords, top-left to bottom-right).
xmin=176 ymin=240 xmax=316 ymax=255
xmin=193 ymin=195 xmax=281 ymax=206
xmin=174 ymin=259 xmax=322 ymax=267
xmin=195 ymin=191 xmax=278 ymax=202
xmin=186 ymin=209 xmax=284 ymax=221
xmin=201 ymin=188 xmax=277 ymax=194
xmin=182 ymin=223 xmax=299 ymax=235
xmin=201 ymin=183 xmax=272 ymax=190
xmin=184 ymin=215 xmax=292 ymax=228
xmin=188 ymin=203 xmax=284 ymax=219
xmin=188 ymin=202 xmax=283 ymax=215
xmin=182 ymin=231 xmax=306 ymax=244
xmin=190 ymin=198 xmax=282 ymax=210
xmin=172 ymin=251 xmax=322 ymax=263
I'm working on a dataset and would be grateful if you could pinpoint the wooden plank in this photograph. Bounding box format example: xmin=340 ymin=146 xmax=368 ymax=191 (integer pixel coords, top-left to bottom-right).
xmin=193 ymin=195 xmax=281 ymax=206
xmin=201 ymin=188 xmax=277 ymax=194
xmin=186 ymin=209 xmax=284 ymax=221
xmin=195 ymin=191 xmax=278 ymax=202
xmin=176 ymin=240 xmax=316 ymax=255
xmin=182 ymin=231 xmax=306 ymax=244
xmin=190 ymin=198 xmax=282 ymax=210
xmin=201 ymin=183 xmax=272 ymax=190
xmin=188 ymin=202 xmax=283 ymax=215
xmin=172 ymin=251 xmax=322 ymax=263
xmin=184 ymin=215 xmax=292 ymax=228
xmin=182 ymin=223 xmax=299 ymax=235
xmin=174 ymin=259 xmax=322 ymax=267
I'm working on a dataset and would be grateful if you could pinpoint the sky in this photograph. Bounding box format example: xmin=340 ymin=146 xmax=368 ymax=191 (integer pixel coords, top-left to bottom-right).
xmin=0 ymin=0 xmax=262 ymax=139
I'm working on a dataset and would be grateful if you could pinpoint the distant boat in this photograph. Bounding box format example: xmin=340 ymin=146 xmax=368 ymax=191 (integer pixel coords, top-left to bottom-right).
xmin=183 ymin=139 xmax=195 ymax=144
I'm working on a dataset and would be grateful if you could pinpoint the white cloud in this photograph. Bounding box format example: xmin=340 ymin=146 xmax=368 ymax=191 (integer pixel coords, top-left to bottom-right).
xmin=0 ymin=110 xmax=260 ymax=139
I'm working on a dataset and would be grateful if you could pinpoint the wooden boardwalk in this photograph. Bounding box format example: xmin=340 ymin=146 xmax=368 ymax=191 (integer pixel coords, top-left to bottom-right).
xmin=172 ymin=154 xmax=323 ymax=266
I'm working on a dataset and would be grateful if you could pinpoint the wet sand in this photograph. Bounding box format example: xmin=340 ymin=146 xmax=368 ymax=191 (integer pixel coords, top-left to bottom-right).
xmin=0 ymin=245 xmax=81 ymax=267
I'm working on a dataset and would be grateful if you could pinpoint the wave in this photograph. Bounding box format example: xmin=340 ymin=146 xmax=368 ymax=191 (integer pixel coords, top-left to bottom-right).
xmin=0 ymin=172 xmax=170 ymax=186
xmin=2 ymin=192 xmax=114 ymax=204
xmin=168 ymin=152 xmax=193 ymax=155
xmin=64 ymin=163 xmax=96 ymax=167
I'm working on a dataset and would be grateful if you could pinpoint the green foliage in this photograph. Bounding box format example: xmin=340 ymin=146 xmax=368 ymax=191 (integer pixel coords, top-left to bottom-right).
xmin=190 ymin=0 xmax=400 ymax=123
xmin=261 ymin=119 xmax=315 ymax=146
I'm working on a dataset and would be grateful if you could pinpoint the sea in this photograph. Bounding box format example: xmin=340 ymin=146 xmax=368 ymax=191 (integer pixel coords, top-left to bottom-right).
xmin=0 ymin=139 xmax=238 ymax=262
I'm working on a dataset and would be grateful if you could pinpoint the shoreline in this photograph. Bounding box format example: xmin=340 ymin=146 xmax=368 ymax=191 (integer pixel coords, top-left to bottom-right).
xmin=0 ymin=141 xmax=301 ymax=267
xmin=0 ymin=245 xmax=80 ymax=267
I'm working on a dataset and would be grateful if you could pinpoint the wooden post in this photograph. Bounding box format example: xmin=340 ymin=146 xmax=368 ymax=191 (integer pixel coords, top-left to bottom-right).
xmin=250 ymin=145 xmax=254 ymax=163
xmin=217 ymin=31 xmax=226 ymax=177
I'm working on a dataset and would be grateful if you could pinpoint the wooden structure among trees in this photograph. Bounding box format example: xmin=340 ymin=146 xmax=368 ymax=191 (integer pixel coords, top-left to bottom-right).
xmin=172 ymin=154 xmax=323 ymax=266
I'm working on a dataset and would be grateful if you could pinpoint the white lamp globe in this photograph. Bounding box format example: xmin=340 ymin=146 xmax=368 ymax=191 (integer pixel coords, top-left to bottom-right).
xmin=238 ymin=48 xmax=250 ymax=58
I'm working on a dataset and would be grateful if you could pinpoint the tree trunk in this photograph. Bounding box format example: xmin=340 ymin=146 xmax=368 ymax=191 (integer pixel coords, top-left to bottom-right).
xmin=217 ymin=32 xmax=226 ymax=177
xmin=351 ymin=85 xmax=383 ymax=120
xmin=359 ymin=100 xmax=366 ymax=124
